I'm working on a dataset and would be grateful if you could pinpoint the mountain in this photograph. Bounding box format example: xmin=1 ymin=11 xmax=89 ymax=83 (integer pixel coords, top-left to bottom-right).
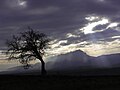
xmin=1 ymin=50 xmax=120 ymax=75
xmin=47 ymin=50 xmax=120 ymax=70
xmin=46 ymin=50 xmax=120 ymax=75
xmin=96 ymin=53 xmax=120 ymax=67
xmin=47 ymin=50 xmax=94 ymax=70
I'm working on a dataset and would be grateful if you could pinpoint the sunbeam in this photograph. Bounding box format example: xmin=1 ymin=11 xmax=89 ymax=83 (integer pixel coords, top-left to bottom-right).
xmin=81 ymin=16 xmax=109 ymax=34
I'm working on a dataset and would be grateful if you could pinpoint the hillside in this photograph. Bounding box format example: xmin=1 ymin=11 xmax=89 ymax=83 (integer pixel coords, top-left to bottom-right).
xmin=1 ymin=50 xmax=120 ymax=75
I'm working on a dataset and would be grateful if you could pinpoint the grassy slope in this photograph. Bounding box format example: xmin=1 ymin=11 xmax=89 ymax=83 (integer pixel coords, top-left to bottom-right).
xmin=0 ymin=75 xmax=120 ymax=90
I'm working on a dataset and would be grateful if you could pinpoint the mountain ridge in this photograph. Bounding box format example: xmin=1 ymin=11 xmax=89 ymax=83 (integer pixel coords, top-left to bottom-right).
xmin=0 ymin=50 xmax=120 ymax=75
xmin=48 ymin=50 xmax=120 ymax=70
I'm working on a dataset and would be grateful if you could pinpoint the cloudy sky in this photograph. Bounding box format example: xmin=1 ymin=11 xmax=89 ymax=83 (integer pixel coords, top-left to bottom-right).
xmin=0 ymin=0 xmax=120 ymax=60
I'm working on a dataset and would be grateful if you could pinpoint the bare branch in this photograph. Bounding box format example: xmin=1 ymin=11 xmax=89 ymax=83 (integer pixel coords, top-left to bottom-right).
xmin=5 ymin=27 xmax=50 ymax=67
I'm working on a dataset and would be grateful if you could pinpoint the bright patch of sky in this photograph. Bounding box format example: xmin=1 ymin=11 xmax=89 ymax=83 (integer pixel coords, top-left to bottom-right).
xmin=97 ymin=0 xmax=107 ymax=3
xmin=45 ymin=38 xmax=120 ymax=59
xmin=81 ymin=16 xmax=109 ymax=34
xmin=50 ymin=40 xmax=68 ymax=48
xmin=98 ymin=0 xmax=105 ymax=2
xmin=66 ymin=33 xmax=80 ymax=38
xmin=18 ymin=0 xmax=27 ymax=6
xmin=7 ymin=0 xmax=27 ymax=9
xmin=107 ymin=23 xmax=119 ymax=29
xmin=85 ymin=16 xmax=99 ymax=21
xmin=46 ymin=43 xmax=82 ymax=57
xmin=44 ymin=15 xmax=120 ymax=59
xmin=1 ymin=14 xmax=120 ymax=61
xmin=111 ymin=36 xmax=120 ymax=39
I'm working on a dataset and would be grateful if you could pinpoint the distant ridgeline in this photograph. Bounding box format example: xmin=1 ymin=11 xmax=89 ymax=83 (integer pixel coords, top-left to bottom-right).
xmin=47 ymin=50 xmax=120 ymax=70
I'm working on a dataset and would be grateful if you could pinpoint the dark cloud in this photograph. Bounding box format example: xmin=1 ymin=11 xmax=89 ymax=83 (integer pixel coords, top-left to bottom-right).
xmin=79 ymin=28 xmax=120 ymax=43
xmin=0 ymin=0 xmax=120 ymax=49
xmin=93 ymin=24 xmax=109 ymax=31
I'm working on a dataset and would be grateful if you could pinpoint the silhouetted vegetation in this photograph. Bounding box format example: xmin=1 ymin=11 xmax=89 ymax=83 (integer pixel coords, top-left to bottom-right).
xmin=5 ymin=27 xmax=50 ymax=76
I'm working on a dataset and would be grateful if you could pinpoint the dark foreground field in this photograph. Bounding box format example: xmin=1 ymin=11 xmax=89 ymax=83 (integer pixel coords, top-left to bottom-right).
xmin=0 ymin=75 xmax=120 ymax=90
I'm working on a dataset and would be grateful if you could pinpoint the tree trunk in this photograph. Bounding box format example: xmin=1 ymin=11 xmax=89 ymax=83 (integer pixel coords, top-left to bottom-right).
xmin=36 ymin=51 xmax=47 ymax=76
xmin=38 ymin=55 xmax=47 ymax=76
xmin=40 ymin=60 xmax=47 ymax=76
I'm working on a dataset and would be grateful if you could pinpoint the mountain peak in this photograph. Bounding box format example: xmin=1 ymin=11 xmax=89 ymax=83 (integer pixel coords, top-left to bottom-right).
xmin=59 ymin=50 xmax=88 ymax=58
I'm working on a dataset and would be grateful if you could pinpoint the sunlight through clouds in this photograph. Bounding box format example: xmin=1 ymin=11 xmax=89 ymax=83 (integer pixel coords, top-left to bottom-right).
xmin=97 ymin=0 xmax=108 ymax=3
xmin=107 ymin=23 xmax=119 ymax=29
xmin=45 ymin=15 xmax=120 ymax=58
xmin=6 ymin=0 xmax=27 ymax=9
xmin=66 ymin=33 xmax=80 ymax=38
xmin=98 ymin=0 xmax=105 ymax=2
xmin=18 ymin=0 xmax=27 ymax=7
xmin=1 ymin=0 xmax=120 ymax=63
xmin=81 ymin=16 xmax=109 ymax=34
xmin=46 ymin=38 xmax=120 ymax=58
xmin=111 ymin=36 xmax=120 ymax=39
xmin=50 ymin=40 xmax=68 ymax=48
xmin=1 ymin=0 xmax=120 ymax=72
xmin=85 ymin=16 xmax=99 ymax=22
xmin=47 ymin=43 xmax=82 ymax=57
xmin=81 ymin=40 xmax=120 ymax=57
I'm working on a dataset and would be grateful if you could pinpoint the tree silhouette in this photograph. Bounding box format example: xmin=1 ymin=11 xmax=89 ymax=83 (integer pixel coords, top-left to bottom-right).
xmin=5 ymin=27 xmax=50 ymax=75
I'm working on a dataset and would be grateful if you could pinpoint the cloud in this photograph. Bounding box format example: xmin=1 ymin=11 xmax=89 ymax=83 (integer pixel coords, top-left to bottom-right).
xmin=5 ymin=0 xmax=27 ymax=9
xmin=66 ymin=33 xmax=80 ymax=38
xmin=80 ymin=17 xmax=109 ymax=34
xmin=0 ymin=0 xmax=120 ymax=59
xmin=107 ymin=23 xmax=119 ymax=29
xmin=25 ymin=7 xmax=59 ymax=16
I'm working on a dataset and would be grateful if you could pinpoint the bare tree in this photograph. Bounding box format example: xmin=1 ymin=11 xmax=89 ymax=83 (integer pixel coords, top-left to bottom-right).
xmin=5 ymin=27 xmax=50 ymax=75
